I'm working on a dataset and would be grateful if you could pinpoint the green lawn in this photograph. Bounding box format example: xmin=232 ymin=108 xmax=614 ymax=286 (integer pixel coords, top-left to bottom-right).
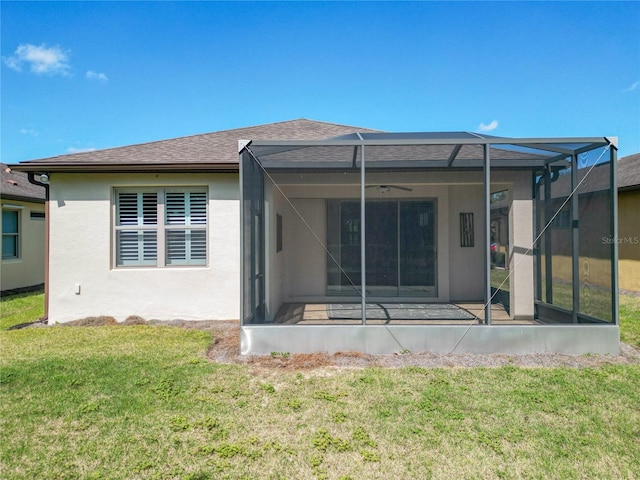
xmin=1 ymin=290 xmax=640 ymax=479
xmin=490 ymin=270 xmax=640 ymax=347
xmin=0 ymin=287 xmax=45 ymax=330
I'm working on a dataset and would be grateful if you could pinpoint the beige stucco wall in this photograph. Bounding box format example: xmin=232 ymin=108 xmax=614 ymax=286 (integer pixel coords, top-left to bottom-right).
xmin=508 ymin=173 xmax=535 ymax=318
xmin=618 ymin=189 xmax=640 ymax=293
xmin=47 ymin=173 xmax=239 ymax=323
xmin=448 ymin=185 xmax=484 ymax=301
xmin=0 ymin=199 xmax=45 ymax=291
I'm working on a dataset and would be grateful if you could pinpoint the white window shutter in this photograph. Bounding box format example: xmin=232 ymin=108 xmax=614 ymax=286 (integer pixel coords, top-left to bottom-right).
xmin=115 ymin=188 xmax=205 ymax=267
xmin=189 ymin=192 xmax=207 ymax=225
xmin=117 ymin=193 xmax=139 ymax=226
xmin=116 ymin=191 xmax=158 ymax=266
xmin=166 ymin=192 xmax=186 ymax=225
xmin=190 ymin=230 xmax=207 ymax=261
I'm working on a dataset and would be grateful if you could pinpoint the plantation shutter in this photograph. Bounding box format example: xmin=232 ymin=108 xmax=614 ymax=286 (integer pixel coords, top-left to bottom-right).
xmin=165 ymin=191 xmax=207 ymax=265
xmin=114 ymin=188 xmax=206 ymax=268
xmin=116 ymin=191 xmax=158 ymax=266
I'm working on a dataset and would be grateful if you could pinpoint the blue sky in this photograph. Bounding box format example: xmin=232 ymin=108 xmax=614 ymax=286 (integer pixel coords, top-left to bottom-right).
xmin=2 ymin=1 xmax=639 ymax=163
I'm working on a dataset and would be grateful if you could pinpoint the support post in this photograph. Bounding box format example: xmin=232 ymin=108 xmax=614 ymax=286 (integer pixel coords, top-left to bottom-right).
xmin=361 ymin=143 xmax=366 ymax=326
xmin=610 ymin=146 xmax=619 ymax=325
xmin=571 ymin=154 xmax=579 ymax=323
xmin=544 ymin=165 xmax=553 ymax=304
xmin=239 ymin=151 xmax=246 ymax=326
xmin=484 ymin=144 xmax=492 ymax=325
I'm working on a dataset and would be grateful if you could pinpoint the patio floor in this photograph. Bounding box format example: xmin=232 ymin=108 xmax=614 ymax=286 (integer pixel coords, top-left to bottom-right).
xmin=272 ymin=302 xmax=538 ymax=325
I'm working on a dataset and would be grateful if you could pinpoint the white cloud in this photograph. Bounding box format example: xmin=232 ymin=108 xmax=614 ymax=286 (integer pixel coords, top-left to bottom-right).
xmin=66 ymin=147 xmax=96 ymax=154
xmin=3 ymin=43 xmax=71 ymax=75
xmin=623 ymin=81 xmax=639 ymax=92
xmin=86 ymin=70 xmax=108 ymax=82
xmin=20 ymin=128 xmax=39 ymax=136
xmin=478 ymin=120 xmax=499 ymax=132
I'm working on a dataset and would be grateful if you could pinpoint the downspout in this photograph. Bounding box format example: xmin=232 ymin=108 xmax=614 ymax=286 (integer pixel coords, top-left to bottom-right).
xmin=535 ymin=167 xmax=561 ymax=304
xmin=28 ymin=173 xmax=49 ymax=323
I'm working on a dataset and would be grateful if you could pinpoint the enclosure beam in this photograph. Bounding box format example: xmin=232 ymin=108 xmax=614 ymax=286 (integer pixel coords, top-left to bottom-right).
xmin=484 ymin=144 xmax=492 ymax=325
xmin=544 ymin=166 xmax=553 ymax=304
xmin=239 ymin=151 xmax=246 ymax=326
xmin=447 ymin=144 xmax=462 ymax=166
xmin=249 ymin=137 xmax=609 ymax=148
xmin=571 ymin=154 xmax=579 ymax=323
xmin=610 ymin=147 xmax=619 ymax=325
xmin=360 ymin=142 xmax=367 ymax=326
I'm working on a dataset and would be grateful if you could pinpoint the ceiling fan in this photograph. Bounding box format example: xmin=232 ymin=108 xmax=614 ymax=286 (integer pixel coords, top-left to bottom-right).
xmin=365 ymin=184 xmax=413 ymax=193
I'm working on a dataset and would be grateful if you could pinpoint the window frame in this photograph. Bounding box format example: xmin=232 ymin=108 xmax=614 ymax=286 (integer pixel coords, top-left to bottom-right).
xmin=2 ymin=207 xmax=21 ymax=260
xmin=113 ymin=187 xmax=208 ymax=268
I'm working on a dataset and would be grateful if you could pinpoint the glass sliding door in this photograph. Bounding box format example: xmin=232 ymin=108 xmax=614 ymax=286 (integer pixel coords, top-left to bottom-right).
xmin=366 ymin=201 xmax=398 ymax=296
xmin=399 ymin=200 xmax=437 ymax=296
xmin=327 ymin=199 xmax=436 ymax=297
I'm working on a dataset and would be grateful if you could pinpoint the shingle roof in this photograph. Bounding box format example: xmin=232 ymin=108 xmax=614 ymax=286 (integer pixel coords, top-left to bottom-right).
xmin=1 ymin=163 xmax=46 ymax=202
xmin=547 ymin=152 xmax=639 ymax=198
xmin=617 ymin=153 xmax=640 ymax=190
xmin=13 ymin=119 xmax=380 ymax=172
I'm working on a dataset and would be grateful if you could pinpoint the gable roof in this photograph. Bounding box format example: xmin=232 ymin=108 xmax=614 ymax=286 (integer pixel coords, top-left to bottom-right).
xmin=12 ymin=119 xmax=379 ymax=173
xmin=1 ymin=163 xmax=46 ymax=203
xmin=617 ymin=153 xmax=640 ymax=191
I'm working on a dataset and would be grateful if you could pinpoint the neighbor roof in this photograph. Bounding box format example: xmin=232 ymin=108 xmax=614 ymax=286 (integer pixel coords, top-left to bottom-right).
xmin=617 ymin=153 xmax=640 ymax=191
xmin=12 ymin=119 xmax=379 ymax=173
xmin=1 ymin=163 xmax=46 ymax=203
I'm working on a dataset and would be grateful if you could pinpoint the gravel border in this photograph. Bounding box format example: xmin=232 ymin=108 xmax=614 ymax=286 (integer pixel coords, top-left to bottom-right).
xmin=30 ymin=318 xmax=640 ymax=370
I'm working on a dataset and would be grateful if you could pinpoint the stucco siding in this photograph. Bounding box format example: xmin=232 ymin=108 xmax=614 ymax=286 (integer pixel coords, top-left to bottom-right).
xmin=448 ymin=185 xmax=484 ymax=300
xmin=508 ymin=173 xmax=534 ymax=318
xmin=47 ymin=173 xmax=240 ymax=323
xmin=0 ymin=200 xmax=46 ymax=291
xmin=618 ymin=189 xmax=640 ymax=293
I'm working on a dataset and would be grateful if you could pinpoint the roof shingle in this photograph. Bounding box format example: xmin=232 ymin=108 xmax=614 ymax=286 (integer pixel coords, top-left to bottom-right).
xmin=15 ymin=119 xmax=379 ymax=171
xmin=1 ymin=163 xmax=46 ymax=202
xmin=617 ymin=153 xmax=640 ymax=190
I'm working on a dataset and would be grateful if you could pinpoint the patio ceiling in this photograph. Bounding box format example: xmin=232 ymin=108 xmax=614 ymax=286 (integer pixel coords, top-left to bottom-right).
xmin=245 ymin=132 xmax=614 ymax=170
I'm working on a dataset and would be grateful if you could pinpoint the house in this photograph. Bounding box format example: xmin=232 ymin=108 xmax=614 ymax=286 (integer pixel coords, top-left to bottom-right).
xmin=522 ymin=152 xmax=638 ymax=295
xmin=12 ymin=119 xmax=620 ymax=355
xmin=1 ymin=163 xmax=46 ymax=294
xmin=617 ymin=153 xmax=640 ymax=294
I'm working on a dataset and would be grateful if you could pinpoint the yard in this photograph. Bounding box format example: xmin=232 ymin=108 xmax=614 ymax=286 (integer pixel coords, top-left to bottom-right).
xmin=1 ymin=290 xmax=640 ymax=479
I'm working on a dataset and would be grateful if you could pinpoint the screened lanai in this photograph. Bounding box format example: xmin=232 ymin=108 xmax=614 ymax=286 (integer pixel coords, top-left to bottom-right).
xmin=239 ymin=132 xmax=619 ymax=355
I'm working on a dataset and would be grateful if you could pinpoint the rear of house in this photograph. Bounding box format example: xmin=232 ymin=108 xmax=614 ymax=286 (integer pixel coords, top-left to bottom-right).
xmin=13 ymin=120 xmax=375 ymax=322
xmin=12 ymin=120 xmax=620 ymax=355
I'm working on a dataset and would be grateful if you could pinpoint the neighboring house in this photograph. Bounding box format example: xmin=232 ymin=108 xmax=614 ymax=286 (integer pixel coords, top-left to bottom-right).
xmin=528 ymin=153 xmax=639 ymax=296
xmin=12 ymin=119 xmax=620 ymax=355
xmin=1 ymin=163 xmax=46 ymax=293
xmin=617 ymin=153 xmax=640 ymax=294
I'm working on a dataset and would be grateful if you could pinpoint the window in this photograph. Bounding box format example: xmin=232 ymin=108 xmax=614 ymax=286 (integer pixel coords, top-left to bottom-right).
xmin=2 ymin=209 xmax=20 ymax=259
xmin=552 ymin=210 xmax=571 ymax=229
xmin=114 ymin=188 xmax=207 ymax=267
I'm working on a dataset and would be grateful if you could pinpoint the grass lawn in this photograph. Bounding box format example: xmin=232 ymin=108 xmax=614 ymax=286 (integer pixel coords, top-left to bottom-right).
xmin=0 ymin=287 xmax=45 ymax=330
xmin=1 ymin=290 xmax=640 ymax=479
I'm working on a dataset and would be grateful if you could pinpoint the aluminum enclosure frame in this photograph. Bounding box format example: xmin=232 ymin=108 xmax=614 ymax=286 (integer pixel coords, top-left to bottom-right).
xmin=239 ymin=132 xmax=619 ymax=355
